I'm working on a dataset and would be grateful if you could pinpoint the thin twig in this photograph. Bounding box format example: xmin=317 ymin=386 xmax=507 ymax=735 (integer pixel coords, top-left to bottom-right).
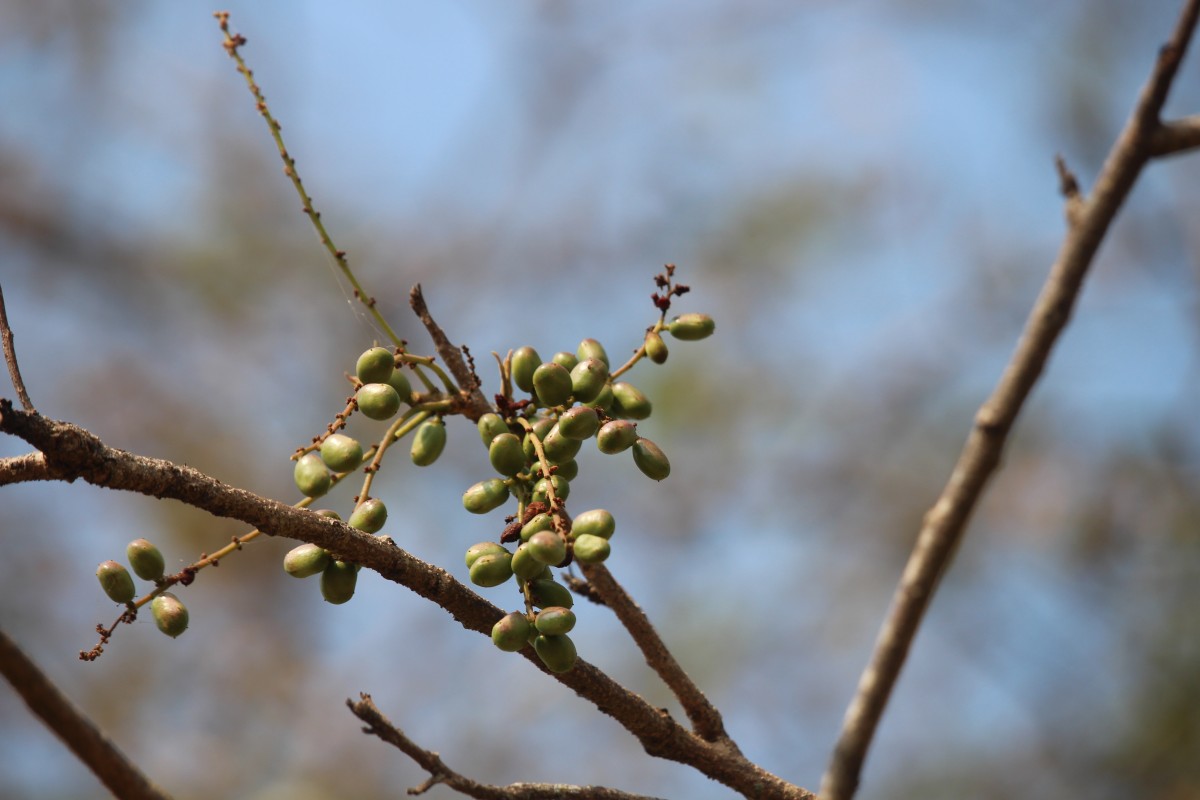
xmin=0 ymin=404 xmax=811 ymax=799
xmin=409 ymin=284 xmax=492 ymax=421
xmin=579 ymin=562 xmax=734 ymax=746
xmin=820 ymin=3 xmax=1200 ymax=799
xmin=349 ymin=694 xmax=667 ymax=800
xmin=0 ymin=627 xmax=172 ymax=800
xmin=0 ymin=285 xmax=34 ymax=411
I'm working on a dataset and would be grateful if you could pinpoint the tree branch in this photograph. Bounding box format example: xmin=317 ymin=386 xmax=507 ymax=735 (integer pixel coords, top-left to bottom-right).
xmin=0 ymin=403 xmax=811 ymax=799
xmin=0 ymin=451 xmax=50 ymax=486
xmin=820 ymin=3 xmax=1200 ymax=799
xmin=0 ymin=285 xmax=35 ymax=412
xmin=409 ymin=284 xmax=493 ymax=422
xmin=348 ymin=694 xmax=668 ymax=800
xmin=0 ymin=627 xmax=172 ymax=800
xmin=1148 ymin=114 xmax=1200 ymax=156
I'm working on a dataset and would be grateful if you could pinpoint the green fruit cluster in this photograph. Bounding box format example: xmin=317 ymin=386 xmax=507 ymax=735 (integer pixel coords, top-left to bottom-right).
xmin=96 ymin=539 xmax=187 ymax=639
xmin=281 ymin=506 xmax=383 ymax=605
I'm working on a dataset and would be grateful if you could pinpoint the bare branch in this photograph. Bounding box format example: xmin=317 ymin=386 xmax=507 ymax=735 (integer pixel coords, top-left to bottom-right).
xmin=0 ymin=404 xmax=811 ymax=799
xmin=0 ymin=285 xmax=34 ymax=411
xmin=349 ymin=694 xmax=667 ymax=800
xmin=409 ymin=284 xmax=493 ymax=421
xmin=1148 ymin=114 xmax=1200 ymax=156
xmin=0 ymin=451 xmax=50 ymax=486
xmin=820 ymin=3 xmax=1200 ymax=799
xmin=0 ymin=627 xmax=172 ymax=800
xmin=579 ymin=563 xmax=733 ymax=746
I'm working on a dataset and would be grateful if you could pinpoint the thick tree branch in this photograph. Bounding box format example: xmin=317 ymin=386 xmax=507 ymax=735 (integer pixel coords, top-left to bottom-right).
xmin=0 ymin=628 xmax=172 ymax=800
xmin=0 ymin=403 xmax=811 ymax=799
xmin=0 ymin=451 xmax=50 ymax=486
xmin=579 ymin=563 xmax=734 ymax=746
xmin=820 ymin=3 xmax=1200 ymax=799
xmin=349 ymin=694 xmax=667 ymax=800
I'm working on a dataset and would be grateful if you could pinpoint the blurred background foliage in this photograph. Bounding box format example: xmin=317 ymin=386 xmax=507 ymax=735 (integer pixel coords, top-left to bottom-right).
xmin=1 ymin=1 xmax=1199 ymax=798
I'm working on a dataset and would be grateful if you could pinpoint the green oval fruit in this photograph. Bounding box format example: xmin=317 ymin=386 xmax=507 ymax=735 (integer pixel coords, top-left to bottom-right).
xmin=522 ymin=417 xmax=556 ymax=462
xmin=355 ymin=346 xmax=395 ymax=384
xmin=96 ymin=561 xmax=135 ymax=604
xmin=465 ymin=541 xmax=508 ymax=568
xmin=573 ymin=533 xmax=611 ymax=563
xmin=644 ymin=330 xmax=668 ymax=364
xmin=151 ymin=592 xmax=189 ymax=637
xmin=511 ymin=346 xmax=541 ymax=393
xmin=387 ymin=367 xmax=412 ymax=405
xmin=551 ymin=351 xmax=578 ymax=371
xmin=527 ymin=530 xmax=566 ymax=565
xmin=541 ymin=425 xmax=581 ymax=464
xmin=126 ymin=539 xmax=165 ymax=581
xmin=321 ymin=560 xmax=358 ymax=604
xmin=557 ymin=406 xmax=599 ymax=440
xmin=586 ymin=382 xmax=614 ymax=413
xmin=357 ymin=383 xmax=401 ymax=421
xmin=491 ymin=612 xmax=532 ymax=652
xmin=576 ymin=338 xmax=609 ymax=367
xmin=534 ymin=634 xmax=578 ymax=673
xmin=632 ymin=437 xmax=671 ymax=481
xmin=477 ymin=413 xmax=510 ymax=445
xmin=410 ymin=418 xmax=447 ymax=466
xmin=532 ymin=362 xmax=573 ymax=407
xmin=469 ymin=552 xmax=514 ymax=588
xmin=611 ymin=382 xmax=652 ymax=420
xmin=555 ymin=459 xmax=579 ymax=482
xmin=511 ymin=543 xmax=548 ymax=581
xmin=488 ymin=432 xmax=526 ymax=476
xmin=313 ymin=508 xmax=342 ymax=521
xmin=570 ymin=358 xmax=608 ymax=404
xmin=349 ymin=497 xmax=387 ymax=533
xmin=668 ymin=312 xmax=716 ymax=341
xmin=463 ymin=478 xmax=510 ymax=514
xmin=520 ymin=513 xmax=554 ymax=541
xmin=535 ymin=606 xmax=576 ymax=635
xmin=293 ymin=453 xmax=331 ymax=498
xmin=529 ymin=578 xmax=573 ymax=609
xmin=320 ymin=433 xmax=363 ymax=473
xmin=596 ymin=420 xmax=638 ymax=454
xmin=283 ymin=543 xmax=330 ymax=578
xmin=572 ymin=509 xmax=615 ymax=540
xmin=532 ymin=475 xmax=569 ymax=504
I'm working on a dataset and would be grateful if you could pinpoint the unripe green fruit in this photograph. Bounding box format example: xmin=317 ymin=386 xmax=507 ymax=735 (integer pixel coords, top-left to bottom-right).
xmin=357 ymin=383 xmax=401 ymax=421
xmin=96 ymin=561 xmax=135 ymax=604
xmin=541 ymin=425 xmax=581 ymax=464
xmin=126 ymin=539 xmax=165 ymax=581
xmin=511 ymin=346 xmax=541 ymax=393
xmin=387 ymin=368 xmax=412 ymax=405
xmin=491 ymin=612 xmax=532 ymax=652
xmin=527 ymin=530 xmax=567 ymax=565
xmin=572 ymin=509 xmax=615 ymax=540
xmin=611 ymin=382 xmax=652 ymax=420
xmin=532 ymin=362 xmax=573 ymax=407
xmin=511 ymin=543 xmax=548 ymax=581
xmin=668 ymin=312 xmax=716 ymax=341
xmin=632 ymin=437 xmax=671 ymax=481
xmin=576 ymin=338 xmax=609 ymax=367
xmin=535 ymin=606 xmax=576 ymax=635
xmin=151 ymin=592 xmax=189 ymax=637
xmin=522 ymin=417 xmax=556 ymax=462
xmin=555 ymin=459 xmax=579 ymax=482
xmin=520 ymin=513 xmax=554 ymax=541
xmin=488 ymin=433 xmax=526 ymax=476
xmin=534 ymin=634 xmax=578 ymax=673
xmin=596 ymin=420 xmax=638 ymax=454
xmin=532 ymin=474 xmax=569 ymax=504
xmin=463 ymin=478 xmax=510 ymax=514
xmin=551 ymin=351 xmax=578 ymax=371
xmin=313 ymin=509 xmax=342 ymax=521
xmin=469 ymin=552 xmax=514 ymax=587
xmin=557 ymin=406 xmax=599 ymax=440
xmin=644 ymin=330 xmax=669 ymax=364
xmin=573 ymin=533 xmax=611 ymax=563
xmin=294 ymin=453 xmax=331 ymax=498
xmin=529 ymin=578 xmax=573 ymax=609
xmin=283 ymin=543 xmax=330 ymax=578
xmin=356 ymin=346 xmax=395 ymax=384
xmin=321 ymin=560 xmax=357 ymax=604
xmin=465 ymin=541 xmax=508 ymax=568
xmin=320 ymin=433 xmax=363 ymax=473
xmin=586 ymin=382 xmax=614 ymax=413
xmin=477 ymin=413 xmax=510 ymax=445
xmin=411 ymin=418 xmax=446 ymax=466
xmin=349 ymin=498 xmax=387 ymax=533
xmin=570 ymin=358 xmax=608 ymax=404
